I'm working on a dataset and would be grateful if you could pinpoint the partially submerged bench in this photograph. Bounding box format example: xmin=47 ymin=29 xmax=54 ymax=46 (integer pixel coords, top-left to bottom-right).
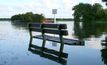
xmin=28 ymin=23 xmax=84 ymax=57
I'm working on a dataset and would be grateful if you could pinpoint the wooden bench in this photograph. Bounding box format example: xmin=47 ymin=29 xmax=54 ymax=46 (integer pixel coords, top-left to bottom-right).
xmin=28 ymin=23 xmax=84 ymax=57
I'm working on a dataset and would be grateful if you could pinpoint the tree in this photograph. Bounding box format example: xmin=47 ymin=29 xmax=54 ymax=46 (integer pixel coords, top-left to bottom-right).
xmin=72 ymin=3 xmax=93 ymax=22
xmin=72 ymin=3 xmax=106 ymax=22
xmin=92 ymin=3 xmax=104 ymax=20
xmin=11 ymin=12 xmax=45 ymax=22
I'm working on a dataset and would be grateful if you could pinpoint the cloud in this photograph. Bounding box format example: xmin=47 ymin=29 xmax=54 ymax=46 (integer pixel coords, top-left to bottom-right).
xmin=89 ymin=0 xmax=102 ymax=4
xmin=89 ymin=0 xmax=106 ymax=8
xmin=0 ymin=5 xmax=14 ymax=17
xmin=0 ymin=0 xmax=106 ymax=18
xmin=42 ymin=0 xmax=63 ymax=9
xmin=63 ymin=0 xmax=78 ymax=9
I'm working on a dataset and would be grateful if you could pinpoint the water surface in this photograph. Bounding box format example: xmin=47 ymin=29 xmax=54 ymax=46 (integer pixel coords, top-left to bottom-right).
xmin=0 ymin=21 xmax=107 ymax=65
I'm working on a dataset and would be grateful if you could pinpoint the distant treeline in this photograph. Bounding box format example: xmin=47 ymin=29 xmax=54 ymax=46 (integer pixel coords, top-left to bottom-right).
xmin=11 ymin=12 xmax=74 ymax=22
xmin=0 ymin=18 xmax=10 ymax=20
xmin=0 ymin=18 xmax=73 ymax=21
xmin=47 ymin=18 xmax=74 ymax=21
xmin=11 ymin=12 xmax=45 ymax=22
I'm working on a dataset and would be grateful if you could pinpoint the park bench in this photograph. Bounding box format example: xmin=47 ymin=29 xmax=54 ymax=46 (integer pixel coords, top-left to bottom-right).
xmin=28 ymin=23 xmax=84 ymax=57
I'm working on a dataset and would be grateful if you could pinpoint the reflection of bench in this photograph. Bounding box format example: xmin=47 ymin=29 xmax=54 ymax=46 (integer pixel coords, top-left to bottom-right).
xmin=28 ymin=23 xmax=84 ymax=57
xmin=28 ymin=44 xmax=67 ymax=65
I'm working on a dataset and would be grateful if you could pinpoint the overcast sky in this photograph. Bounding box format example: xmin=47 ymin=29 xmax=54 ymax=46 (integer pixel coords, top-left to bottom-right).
xmin=0 ymin=0 xmax=106 ymax=18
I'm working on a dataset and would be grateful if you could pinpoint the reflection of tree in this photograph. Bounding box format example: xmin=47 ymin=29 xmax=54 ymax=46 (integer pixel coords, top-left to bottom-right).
xmin=11 ymin=21 xmax=28 ymax=29
xmin=82 ymin=22 xmax=97 ymax=38
xmin=74 ymin=22 xmax=84 ymax=40
xmin=101 ymin=36 xmax=107 ymax=65
xmin=101 ymin=47 xmax=107 ymax=65
xmin=74 ymin=21 xmax=107 ymax=39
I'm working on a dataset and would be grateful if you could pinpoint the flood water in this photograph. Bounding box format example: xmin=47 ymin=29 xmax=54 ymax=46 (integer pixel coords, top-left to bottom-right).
xmin=0 ymin=21 xmax=107 ymax=65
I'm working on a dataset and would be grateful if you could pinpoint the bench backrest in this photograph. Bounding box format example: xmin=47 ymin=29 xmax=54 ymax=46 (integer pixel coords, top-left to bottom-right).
xmin=28 ymin=23 xmax=68 ymax=36
xmin=29 ymin=23 xmax=42 ymax=32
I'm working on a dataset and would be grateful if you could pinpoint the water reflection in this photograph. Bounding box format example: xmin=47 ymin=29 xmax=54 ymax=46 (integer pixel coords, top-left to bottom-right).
xmin=28 ymin=38 xmax=68 ymax=65
xmin=11 ymin=21 xmax=107 ymax=39
xmin=0 ymin=21 xmax=107 ymax=65
xmin=9 ymin=20 xmax=107 ymax=65
xmin=74 ymin=21 xmax=107 ymax=39
xmin=74 ymin=22 xmax=84 ymax=40
xmin=101 ymin=48 xmax=107 ymax=65
xmin=11 ymin=21 xmax=28 ymax=29
xmin=101 ymin=38 xmax=107 ymax=65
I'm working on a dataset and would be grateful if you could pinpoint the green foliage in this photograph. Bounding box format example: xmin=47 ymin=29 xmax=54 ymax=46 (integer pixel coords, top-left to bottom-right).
xmin=11 ymin=12 xmax=45 ymax=22
xmin=103 ymin=9 xmax=107 ymax=20
xmin=73 ymin=3 xmax=107 ymax=22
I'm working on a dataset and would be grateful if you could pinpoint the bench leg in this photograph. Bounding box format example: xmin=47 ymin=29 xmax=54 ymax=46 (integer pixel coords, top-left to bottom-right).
xmin=59 ymin=43 xmax=64 ymax=57
xmin=41 ymin=39 xmax=46 ymax=51
xmin=59 ymin=36 xmax=64 ymax=58
xmin=28 ymin=37 xmax=33 ymax=50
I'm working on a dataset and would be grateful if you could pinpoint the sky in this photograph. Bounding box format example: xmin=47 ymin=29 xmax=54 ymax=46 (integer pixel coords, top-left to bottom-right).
xmin=0 ymin=0 xmax=106 ymax=18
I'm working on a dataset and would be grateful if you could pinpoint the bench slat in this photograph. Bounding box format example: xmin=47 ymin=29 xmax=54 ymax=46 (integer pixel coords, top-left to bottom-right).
xmin=43 ymin=29 xmax=68 ymax=35
xmin=43 ymin=24 xmax=67 ymax=29
xmin=33 ymin=35 xmax=84 ymax=45
xmin=30 ymin=28 xmax=42 ymax=32
xmin=29 ymin=23 xmax=41 ymax=28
